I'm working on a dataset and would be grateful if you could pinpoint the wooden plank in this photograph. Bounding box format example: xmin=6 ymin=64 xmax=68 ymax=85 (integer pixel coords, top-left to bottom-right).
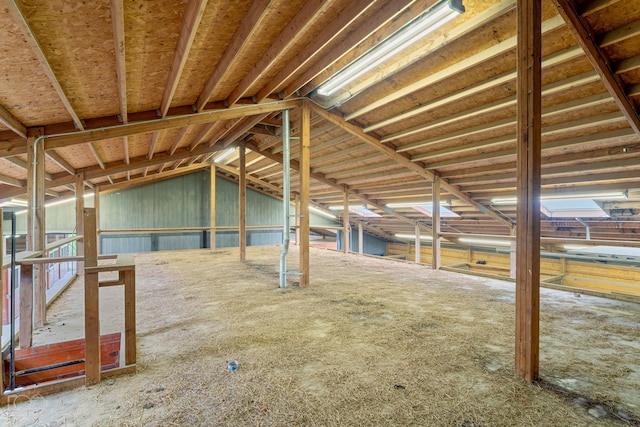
xmin=358 ymin=222 xmax=363 ymax=254
xmin=414 ymin=225 xmax=421 ymax=264
xmin=555 ymin=0 xmax=640 ymax=138
xmin=46 ymin=150 xmax=75 ymax=175
xmin=432 ymin=178 xmax=441 ymax=270
xmin=124 ymin=270 xmax=136 ymax=366
xmin=161 ymin=0 xmax=208 ymax=117
xmin=76 ymin=173 xmax=85 ymax=273
xmin=239 ymin=143 xmax=246 ymax=263
xmin=83 ymin=208 xmax=100 ymax=386
xmin=0 ymin=208 xmax=3 ymax=395
xmin=228 ymin=0 xmax=330 ymax=104
xmin=345 ymin=14 xmax=565 ymax=120
xmin=343 ymin=189 xmax=349 ymax=253
xmin=299 ymin=100 xmax=311 ymax=287
xmin=210 ymin=165 xmax=217 ymax=249
xmin=515 ymin=0 xmax=541 ymax=382
xmin=110 ymin=0 xmax=127 ymax=123
xmin=196 ymin=0 xmax=274 ymax=111
xmin=4 ymin=1 xmax=84 ymax=130
xmin=44 ymin=99 xmax=300 ymax=150
xmin=0 ymin=104 xmax=27 ymax=138
xmin=311 ymin=105 xmax=514 ymax=228
xmin=257 ymin=1 xmax=379 ymax=102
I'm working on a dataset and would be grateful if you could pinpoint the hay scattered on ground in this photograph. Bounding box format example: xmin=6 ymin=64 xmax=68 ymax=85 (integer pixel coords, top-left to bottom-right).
xmin=1 ymin=246 xmax=639 ymax=426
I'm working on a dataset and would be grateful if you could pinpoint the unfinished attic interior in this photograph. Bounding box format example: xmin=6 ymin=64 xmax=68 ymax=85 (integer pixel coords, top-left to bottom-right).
xmin=1 ymin=0 xmax=640 ymax=424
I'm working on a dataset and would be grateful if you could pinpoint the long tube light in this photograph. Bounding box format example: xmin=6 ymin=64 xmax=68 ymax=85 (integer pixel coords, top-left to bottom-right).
xmin=316 ymin=0 xmax=464 ymax=97
xmin=491 ymin=191 xmax=628 ymax=205
xmin=309 ymin=206 xmax=336 ymax=219
xmin=395 ymin=233 xmax=433 ymax=240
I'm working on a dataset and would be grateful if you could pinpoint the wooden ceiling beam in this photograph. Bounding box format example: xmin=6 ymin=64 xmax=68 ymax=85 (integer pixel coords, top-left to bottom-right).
xmin=311 ymin=105 xmax=515 ymax=227
xmin=0 ymin=104 xmax=27 ymax=138
xmin=283 ymin=1 xmax=415 ymax=98
xmin=46 ymin=150 xmax=75 ymax=175
xmin=554 ymin=0 xmax=640 ymax=138
xmin=100 ymin=162 xmax=210 ymax=194
xmin=256 ymin=1 xmax=380 ymax=101
xmin=5 ymin=0 xmax=84 ymax=130
xmin=580 ymin=0 xmax=623 ymax=17
xmin=196 ymin=0 xmax=275 ymax=111
xmin=308 ymin=0 xmax=516 ymax=102
xmin=346 ymin=15 xmax=565 ymax=121
xmin=245 ymin=140 xmax=423 ymax=228
xmin=168 ymin=127 xmax=189 ymax=155
xmin=0 ymin=173 xmax=25 ymax=187
xmin=161 ymin=0 xmax=208 ymax=117
xmin=110 ymin=0 xmax=127 ymax=123
xmin=227 ymin=0 xmax=331 ymax=105
xmin=43 ymin=99 xmax=300 ymax=150
xmin=366 ymin=46 xmax=586 ymax=133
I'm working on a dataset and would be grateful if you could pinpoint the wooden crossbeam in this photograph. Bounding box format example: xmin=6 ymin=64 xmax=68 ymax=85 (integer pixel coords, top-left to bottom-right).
xmin=554 ymin=0 xmax=640 ymax=138
xmin=110 ymin=0 xmax=127 ymax=123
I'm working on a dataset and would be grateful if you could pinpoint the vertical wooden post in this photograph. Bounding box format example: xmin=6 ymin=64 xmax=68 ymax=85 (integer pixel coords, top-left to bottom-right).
xmin=358 ymin=222 xmax=364 ymax=254
xmin=210 ymin=166 xmax=217 ymax=249
xmin=515 ymin=0 xmax=542 ymax=382
xmin=124 ymin=269 xmax=136 ymax=366
xmin=239 ymin=144 xmax=246 ymax=262
xmin=343 ymin=189 xmax=349 ymax=253
xmin=95 ymin=185 xmax=101 ymax=254
xmin=83 ymin=208 xmax=100 ymax=385
xmin=294 ymin=194 xmax=301 ymax=246
xmin=432 ymin=178 xmax=441 ymax=270
xmin=509 ymin=226 xmax=517 ymax=279
xmin=299 ymin=100 xmax=311 ymax=287
xmin=0 ymin=208 xmax=3 ymax=395
xmin=415 ymin=225 xmax=421 ymax=264
xmin=76 ymin=172 xmax=85 ymax=273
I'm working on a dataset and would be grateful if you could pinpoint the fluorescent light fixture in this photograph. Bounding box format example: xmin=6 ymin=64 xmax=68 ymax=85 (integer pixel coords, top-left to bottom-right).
xmin=395 ymin=233 xmax=433 ymax=241
xmin=213 ymin=148 xmax=236 ymax=164
xmin=328 ymin=204 xmax=364 ymax=210
xmin=14 ymin=193 xmax=94 ymax=215
xmin=459 ymin=237 xmax=511 ymax=247
xmin=492 ymin=191 xmax=628 ymax=205
xmin=386 ymin=201 xmax=431 ymax=208
xmin=563 ymin=244 xmax=591 ymax=251
xmin=349 ymin=207 xmax=381 ymax=217
xmin=309 ymin=206 xmax=336 ymax=219
xmin=316 ymin=0 xmax=464 ymax=97
xmin=412 ymin=205 xmax=459 ymax=218
xmin=0 ymin=198 xmax=29 ymax=208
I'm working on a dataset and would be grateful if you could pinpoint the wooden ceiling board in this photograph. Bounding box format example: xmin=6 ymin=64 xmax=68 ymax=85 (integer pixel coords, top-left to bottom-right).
xmin=127 ymin=133 xmax=151 ymax=159
xmin=604 ymin=34 xmax=640 ymax=62
xmin=15 ymin=0 xmax=120 ymax=120
xmin=582 ymin=0 xmax=640 ymax=34
xmin=124 ymin=0 xmax=188 ymax=113
xmin=94 ymin=137 xmax=126 ymax=164
xmin=0 ymin=6 xmax=73 ymax=126
xmin=170 ymin=0 xmax=252 ymax=108
xmin=53 ymin=143 xmax=101 ymax=170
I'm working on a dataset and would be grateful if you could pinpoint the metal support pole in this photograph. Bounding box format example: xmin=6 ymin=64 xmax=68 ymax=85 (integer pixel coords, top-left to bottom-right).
xmin=279 ymin=109 xmax=291 ymax=288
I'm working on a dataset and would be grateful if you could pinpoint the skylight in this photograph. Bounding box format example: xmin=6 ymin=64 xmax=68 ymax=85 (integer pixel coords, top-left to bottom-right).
xmin=349 ymin=207 xmax=381 ymax=218
xmin=540 ymin=199 xmax=608 ymax=218
xmin=412 ymin=205 xmax=460 ymax=218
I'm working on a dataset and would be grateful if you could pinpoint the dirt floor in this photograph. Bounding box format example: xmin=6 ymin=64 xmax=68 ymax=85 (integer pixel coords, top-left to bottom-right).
xmin=1 ymin=245 xmax=639 ymax=426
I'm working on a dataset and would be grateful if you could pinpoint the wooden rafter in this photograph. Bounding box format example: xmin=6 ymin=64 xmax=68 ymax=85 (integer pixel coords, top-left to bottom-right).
xmin=161 ymin=0 xmax=208 ymax=117
xmin=345 ymin=15 xmax=565 ymax=121
xmin=282 ymin=1 xmax=415 ymax=98
xmin=110 ymin=0 xmax=127 ymax=123
xmin=4 ymin=0 xmax=84 ymax=130
xmin=46 ymin=150 xmax=75 ymax=175
xmin=196 ymin=0 xmax=275 ymax=111
xmin=256 ymin=1 xmax=380 ymax=101
xmin=227 ymin=0 xmax=331 ymax=105
xmin=0 ymin=104 xmax=27 ymax=138
xmin=168 ymin=127 xmax=189 ymax=155
xmin=554 ymin=0 xmax=640 ymax=137
xmin=311 ymin=105 xmax=514 ymax=227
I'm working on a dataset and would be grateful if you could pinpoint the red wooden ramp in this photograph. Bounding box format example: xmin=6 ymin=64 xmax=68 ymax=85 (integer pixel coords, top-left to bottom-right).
xmin=3 ymin=333 xmax=121 ymax=388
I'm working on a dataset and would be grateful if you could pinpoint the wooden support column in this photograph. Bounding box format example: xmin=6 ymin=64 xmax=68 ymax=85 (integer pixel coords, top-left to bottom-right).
xmin=123 ymin=268 xmax=136 ymax=366
xmin=239 ymin=143 xmax=246 ymax=262
xmin=515 ymin=0 xmax=542 ymax=382
xmin=415 ymin=225 xmax=421 ymax=264
xmin=509 ymin=226 xmax=517 ymax=279
xmin=299 ymin=100 xmax=311 ymax=287
xmin=83 ymin=208 xmax=100 ymax=385
xmin=0 ymin=209 xmax=3 ymax=395
xmin=210 ymin=166 xmax=217 ymax=249
xmin=343 ymin=189 xmax=349 ymax=253
xmin=358 ymin=222 xmax=364 ymax=254
xmin=76 ymin=172 xmax=85 ymax=273
xmin=95 ymin=185 xmax=101 ymax=249
xmin=25 ymin=128 xmax=45 ymax=342
xmin=432 ymin=178 xmax=441 ymax=270
xmin=294 ymin=194 xmax=300 ymax=246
